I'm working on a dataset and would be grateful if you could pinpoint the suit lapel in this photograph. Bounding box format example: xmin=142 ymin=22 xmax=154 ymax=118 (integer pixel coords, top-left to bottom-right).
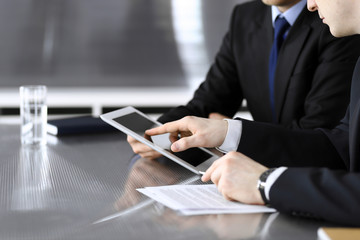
xmin=254 ymin=7 xmax=273 ymax=54
xmin=349 ymin=99 xmax=360 ymax=172
xmin=349 ymin=58 xmax=360 ymax=172
xmin=250 ymin=6 xmax=273 ymax=118
xmin=274 ymin=8 xmax=312 ymax=122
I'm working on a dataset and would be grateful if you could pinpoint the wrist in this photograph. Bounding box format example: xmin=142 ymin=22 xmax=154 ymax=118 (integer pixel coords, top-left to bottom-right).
xmin=254 ymin=187 xmax=265 ymax=205
xmin=220 ymin=119 xmax=228 ymax=145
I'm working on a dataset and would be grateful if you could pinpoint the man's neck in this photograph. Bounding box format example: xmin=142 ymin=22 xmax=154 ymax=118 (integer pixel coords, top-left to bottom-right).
xmin=277 ymin=0 xmax=301 ymax=13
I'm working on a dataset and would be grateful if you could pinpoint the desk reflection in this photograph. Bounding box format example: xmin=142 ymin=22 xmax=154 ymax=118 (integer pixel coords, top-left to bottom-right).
xmin=111 ymin=155 xmax=278 ymax=240
xmin=115 ymin=156 xmax=183 ymax=210
xmin=159 ymin=210 xmax=272 ymax=239
xmin=0 ymin=125 xmax=324 ymax=240
xmin=12 ymin=145 xmax=51 ymax=211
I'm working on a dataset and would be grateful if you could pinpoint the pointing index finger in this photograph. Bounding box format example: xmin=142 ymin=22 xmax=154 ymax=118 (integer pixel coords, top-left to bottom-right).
xmin=145 ymin=125 xmax=167 ymax=136
xmin=146 ymin=119 xmax=188 ymax=136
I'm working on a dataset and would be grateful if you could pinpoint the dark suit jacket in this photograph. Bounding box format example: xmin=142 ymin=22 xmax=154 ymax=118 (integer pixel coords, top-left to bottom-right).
xmin=238 ymin=58 xmax=360 ymax=226
xmin=158 ymin=0 xmax=360 ymax=129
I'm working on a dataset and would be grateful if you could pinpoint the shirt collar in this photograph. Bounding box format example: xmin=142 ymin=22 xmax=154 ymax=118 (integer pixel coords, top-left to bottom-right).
xmin=271 ymin=0 xmax=307 ymax=27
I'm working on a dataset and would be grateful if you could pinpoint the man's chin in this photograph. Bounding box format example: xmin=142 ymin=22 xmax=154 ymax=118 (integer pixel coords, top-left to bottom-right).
xmin=329 ymin=27 xmax=352 ymax=38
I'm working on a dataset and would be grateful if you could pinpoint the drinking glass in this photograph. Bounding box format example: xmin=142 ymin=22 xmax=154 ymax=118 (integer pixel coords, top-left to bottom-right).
xmin=19 ymin=85 xmax=47 ymax=145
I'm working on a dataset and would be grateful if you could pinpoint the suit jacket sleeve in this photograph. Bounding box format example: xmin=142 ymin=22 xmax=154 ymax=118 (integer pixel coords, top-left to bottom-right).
xmin=238 ymin=118 xmax=347 ymax=169
xmin=237 ymin=57 xmax=360 ymax=170
xmin=270 ymin=168 xmax=360 ymax=226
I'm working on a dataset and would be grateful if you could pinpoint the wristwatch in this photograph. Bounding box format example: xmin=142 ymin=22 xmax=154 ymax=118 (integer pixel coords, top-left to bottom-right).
xmin=257 ymin=168 xmax=276 ymax=205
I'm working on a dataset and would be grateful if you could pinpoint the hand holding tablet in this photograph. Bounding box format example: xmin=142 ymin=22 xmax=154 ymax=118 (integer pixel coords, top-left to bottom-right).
xmin=145 ymin=115 xmax=228 ymax=153
xmin=100 ymin=107 xmax=219 ymax=174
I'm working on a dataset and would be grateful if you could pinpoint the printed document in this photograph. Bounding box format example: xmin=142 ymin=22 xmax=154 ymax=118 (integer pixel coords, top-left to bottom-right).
xmin=137 ymin=184 xmax=276 ymax=215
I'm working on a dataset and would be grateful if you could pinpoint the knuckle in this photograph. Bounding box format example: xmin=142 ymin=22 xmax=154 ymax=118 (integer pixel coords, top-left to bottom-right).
xmin=210 ymin=175 xmax=218 ymax=184
xmin=163 ymin=122 xmax=170 ymax=129
xmin=183 ymin=116 xmax=193 ymax=122
xmin=180 ymin=140 xmax=187 ymax=149
xmin=219 ymin=184 xmax=230 ymax=197
xmin=133 ymin=148 xmax=140 ymax=154
xmin=218 ymin=181 xmax=225 ymax=190
xmin=227 ymin=151 xmax=237 ymax=157
xmin=223 ymin=157 xmax=232 ymax=165
xmin=227 ymin=151 xmax=239 ymax=159
xmin=221 ymin=176 xmax=231 ymax=187
xmin=198 ymin=138 xmax=206 ymax=147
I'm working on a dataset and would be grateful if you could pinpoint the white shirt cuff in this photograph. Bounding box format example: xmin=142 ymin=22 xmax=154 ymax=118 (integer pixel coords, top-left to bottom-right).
xmin=217 ymin=119 xmax=242 ymax=153
xmin=265 ymin=167 xmax=288 ymax=201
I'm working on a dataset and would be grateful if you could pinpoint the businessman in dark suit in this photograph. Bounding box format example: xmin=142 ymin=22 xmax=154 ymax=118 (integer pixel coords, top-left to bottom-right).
xmin=146 ymin=0 xmax=360 ymax=225
xmin=158 ymin=0 xmax=359 ymax=128
xmin=128 ymin=0 xmax=360 ymax=160
xmin=147 ymin=59 xmax=360 ymax=225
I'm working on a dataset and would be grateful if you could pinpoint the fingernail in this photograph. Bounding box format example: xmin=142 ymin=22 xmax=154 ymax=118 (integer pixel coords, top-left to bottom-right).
xmin=172 ymin=142 xmax=179 ymax=151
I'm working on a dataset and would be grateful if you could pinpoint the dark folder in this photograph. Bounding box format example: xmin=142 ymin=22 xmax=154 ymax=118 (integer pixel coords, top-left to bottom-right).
xmin=47 ymin=116 xmax=117 ymax=135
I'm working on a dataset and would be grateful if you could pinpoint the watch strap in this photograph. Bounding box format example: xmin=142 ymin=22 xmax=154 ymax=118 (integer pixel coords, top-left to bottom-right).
xmin=257 ymin=168 xmax=277 ymax=205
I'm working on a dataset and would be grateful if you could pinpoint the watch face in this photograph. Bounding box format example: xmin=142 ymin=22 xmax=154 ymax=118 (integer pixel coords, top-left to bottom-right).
xmin=257 ymin=179 xmax=262 ymax=189
xmin=257 ymin=180 xmax=266 ymax=190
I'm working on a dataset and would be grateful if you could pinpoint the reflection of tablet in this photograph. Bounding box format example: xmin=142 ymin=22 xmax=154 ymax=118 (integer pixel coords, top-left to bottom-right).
xmin=100 ymin=106 xmax=219 ymax=174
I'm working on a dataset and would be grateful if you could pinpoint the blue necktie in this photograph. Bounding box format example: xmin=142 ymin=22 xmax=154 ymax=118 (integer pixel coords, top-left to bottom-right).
xmin=268 ymin=17 xmax=290 ymax=122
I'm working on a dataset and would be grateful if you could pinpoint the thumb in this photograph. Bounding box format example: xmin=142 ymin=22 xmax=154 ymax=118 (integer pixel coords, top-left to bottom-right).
xmin=171 ymin=135 xmax=199 ymax=152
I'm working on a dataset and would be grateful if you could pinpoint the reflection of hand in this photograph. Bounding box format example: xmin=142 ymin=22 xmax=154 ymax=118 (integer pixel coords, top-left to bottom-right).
xmin=209 ymin=112 xmax=230 ymax=120
xmin=205 ymin=213 xmax=263 ymax=239
xmin=127 ymin=135 xmax=162 ymax=160
xmin=145 ymin=116 xmax=228 ymax=152
xmin=114 ymin=157 xmax=180 ymax=210
xmin=202 ymin=151 xmax=267 ymax=205
xmin=159 ymin=209 xmax=263 ymax=239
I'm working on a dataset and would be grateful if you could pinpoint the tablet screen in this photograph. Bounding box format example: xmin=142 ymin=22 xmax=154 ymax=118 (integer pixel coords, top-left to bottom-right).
xmin=113 ymin=112 xmax=212 ymax=167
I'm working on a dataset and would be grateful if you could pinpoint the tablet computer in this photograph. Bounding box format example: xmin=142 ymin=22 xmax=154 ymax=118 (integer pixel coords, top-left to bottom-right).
xmin=100 ymin=106 xmax=219 ymax=174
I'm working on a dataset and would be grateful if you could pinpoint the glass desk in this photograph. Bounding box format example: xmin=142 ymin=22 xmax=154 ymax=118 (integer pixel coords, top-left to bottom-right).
xmin=0 ymin=124 xmax=333 ymax=240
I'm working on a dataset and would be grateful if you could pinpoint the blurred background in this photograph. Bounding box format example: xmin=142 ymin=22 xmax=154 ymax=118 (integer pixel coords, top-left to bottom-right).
xmin=0 ymin=0 xmax=251 ymax=121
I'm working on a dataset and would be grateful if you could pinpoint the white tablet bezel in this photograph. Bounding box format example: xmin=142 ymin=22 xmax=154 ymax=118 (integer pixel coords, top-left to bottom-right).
xmin=100 ymin=106 xmax=219 ymax=174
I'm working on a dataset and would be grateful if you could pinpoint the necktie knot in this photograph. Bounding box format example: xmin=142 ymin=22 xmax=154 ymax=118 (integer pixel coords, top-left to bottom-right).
xmin=274 ymin=17 xmax=290 ymax=42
